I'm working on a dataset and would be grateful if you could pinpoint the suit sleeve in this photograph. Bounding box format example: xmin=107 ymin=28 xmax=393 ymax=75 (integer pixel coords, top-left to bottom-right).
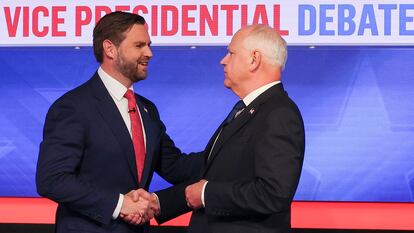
xmin=151 ymin=123 xmax=204 ymax=223
xmin=204 ymin=106 xmax=305 ymax=217
xmin=153 ymin=181 xmax=195 ymax=224
xmin=36 ymin=98 xmax=118 ymax=225
xmin=152 ymin=131 xmax=202 ymax=224
xmin=140 ymin=101 xmax=204 ymax=223
xmin=156 ymin=122 xmax=204 ymax=184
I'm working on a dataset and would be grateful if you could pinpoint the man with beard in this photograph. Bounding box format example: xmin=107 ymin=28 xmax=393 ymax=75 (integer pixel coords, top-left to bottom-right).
xmin=36 ymin=12 xmax=202 ymax=233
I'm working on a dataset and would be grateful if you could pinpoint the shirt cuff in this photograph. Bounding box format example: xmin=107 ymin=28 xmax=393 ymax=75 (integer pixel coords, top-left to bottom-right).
xmin=201 ymin=181 xmax=208 ymax=207
xmin=112 ymin=194 xmax=123 ymax=219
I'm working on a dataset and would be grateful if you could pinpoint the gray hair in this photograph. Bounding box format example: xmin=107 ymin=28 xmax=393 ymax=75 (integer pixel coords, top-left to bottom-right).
xmin=242 ymin=25 xmax=287 ymax=70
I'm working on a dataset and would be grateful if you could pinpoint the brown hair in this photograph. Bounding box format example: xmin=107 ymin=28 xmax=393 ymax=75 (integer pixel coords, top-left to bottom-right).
xmin=93 ymin=11 xmax=146 ymax=63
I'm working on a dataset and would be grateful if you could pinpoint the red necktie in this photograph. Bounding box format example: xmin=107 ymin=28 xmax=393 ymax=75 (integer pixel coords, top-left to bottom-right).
xmin=124 ymin=90 xmax=146 ymax=182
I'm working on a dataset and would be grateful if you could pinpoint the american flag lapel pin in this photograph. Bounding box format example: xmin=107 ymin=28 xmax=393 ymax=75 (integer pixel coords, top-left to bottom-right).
xmin=249 ymin=108 xmax=255 ymax=114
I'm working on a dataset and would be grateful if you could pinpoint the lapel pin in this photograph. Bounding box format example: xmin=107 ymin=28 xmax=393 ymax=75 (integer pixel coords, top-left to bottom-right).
xmin=249 ymin=108 xmax=255 ymax=114
xmin=144 ymin=108 xmax=148 ymax=113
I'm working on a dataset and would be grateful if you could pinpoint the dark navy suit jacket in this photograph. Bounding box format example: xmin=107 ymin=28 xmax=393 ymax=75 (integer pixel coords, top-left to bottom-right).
xmin=156 ymin=84 xmax=305 ymax=233
xmin=36 ymin=73 xmax=202 ymax=233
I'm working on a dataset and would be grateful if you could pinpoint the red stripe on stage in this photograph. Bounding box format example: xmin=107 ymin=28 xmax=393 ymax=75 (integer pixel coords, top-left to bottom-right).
xmin=0 ymin=198 xmax=413 ymax=230
xmin=0 ymin=198 xmax=56 ymax=224
xmin=290 ymin=202 xmax=414 ymax=230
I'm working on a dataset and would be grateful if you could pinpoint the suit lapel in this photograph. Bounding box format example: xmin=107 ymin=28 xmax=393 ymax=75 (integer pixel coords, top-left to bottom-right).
xmin=203 ymin=83 xmax=286 ymax=175
xmin=203 ymin=105 xmax=257 ymax=174
xmin=88 ymin=74 xmax=139 ymax=185
xmin=203 ymin=120 xmax=226 ymax=159
xmin=135 ymin=96 xmax=157 ymax=187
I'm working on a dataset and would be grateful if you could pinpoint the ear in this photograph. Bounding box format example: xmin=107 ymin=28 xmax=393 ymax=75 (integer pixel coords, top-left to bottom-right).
xmin=249 ymin=50 xmax=261 ymax=72
xmin=102 ymin=39 xmax=117 ymax=60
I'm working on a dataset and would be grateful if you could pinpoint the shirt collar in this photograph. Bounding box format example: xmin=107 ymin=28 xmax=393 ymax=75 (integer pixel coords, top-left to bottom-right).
xmin=98 ymin=67 xmax=133 ymax=100
xmin=242 ymin=81 xmax=281 ymax=106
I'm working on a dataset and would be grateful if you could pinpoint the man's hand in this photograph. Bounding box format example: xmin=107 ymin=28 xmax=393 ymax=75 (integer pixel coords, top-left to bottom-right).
xmin=119 ymin=191 xmax=149 ymax=225
xmin=127 ymin=189 xmax=160 ymax=216
xmin=128 ymin=188 xmax=152 ymax=202
xmin=185 ymin=179 xmax=207 ymax=209
xmin=120 ymin=189 xmax=160 ymax=225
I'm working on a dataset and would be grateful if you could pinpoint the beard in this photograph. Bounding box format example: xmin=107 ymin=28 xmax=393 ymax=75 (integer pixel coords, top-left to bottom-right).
xmin=115 ymin=49 xmax=147 ymax=83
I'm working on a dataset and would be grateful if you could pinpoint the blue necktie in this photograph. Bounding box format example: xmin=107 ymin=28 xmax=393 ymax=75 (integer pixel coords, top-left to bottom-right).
xmin=224 ymin=100 xmax=246 ymax=124
xmin=207 ymin=100 xmax=246 ymax=161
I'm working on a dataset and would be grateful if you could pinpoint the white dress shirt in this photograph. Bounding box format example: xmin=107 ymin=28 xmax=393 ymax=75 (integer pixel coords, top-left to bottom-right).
xmin=97 ymin=67 xmax=147 ymax=219
xmin=201 ymin=81 xmax=281 ymax=207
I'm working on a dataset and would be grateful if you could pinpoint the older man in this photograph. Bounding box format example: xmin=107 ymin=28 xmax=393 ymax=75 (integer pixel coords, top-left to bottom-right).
xmin=136 ymin=24 xmax=305 ymax=233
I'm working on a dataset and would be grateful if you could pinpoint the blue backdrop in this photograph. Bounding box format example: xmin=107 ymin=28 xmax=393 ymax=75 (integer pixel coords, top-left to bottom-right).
xmin=0 ymin=46 xmax=413 ymax=202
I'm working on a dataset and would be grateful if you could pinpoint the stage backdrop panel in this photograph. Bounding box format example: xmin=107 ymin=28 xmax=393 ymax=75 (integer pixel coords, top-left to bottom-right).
xmin=0 ymin=46 xmax=413 ymax=201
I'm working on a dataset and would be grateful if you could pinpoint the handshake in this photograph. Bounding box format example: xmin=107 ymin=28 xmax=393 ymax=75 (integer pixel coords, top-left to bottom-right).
xmin=118 ymin=180 xmax=208 ymax=225
xmin=119 ymin=189 xmax=160 ymax=225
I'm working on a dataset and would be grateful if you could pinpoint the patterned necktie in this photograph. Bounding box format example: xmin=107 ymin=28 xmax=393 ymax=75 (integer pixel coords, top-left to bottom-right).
xmin=124 ymin=90 xmax=145 ymax=182
xmin=224 ymin=100 xmax=246 ymax=125
xmin=207 ymin=100 xmax=246 ymax=161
